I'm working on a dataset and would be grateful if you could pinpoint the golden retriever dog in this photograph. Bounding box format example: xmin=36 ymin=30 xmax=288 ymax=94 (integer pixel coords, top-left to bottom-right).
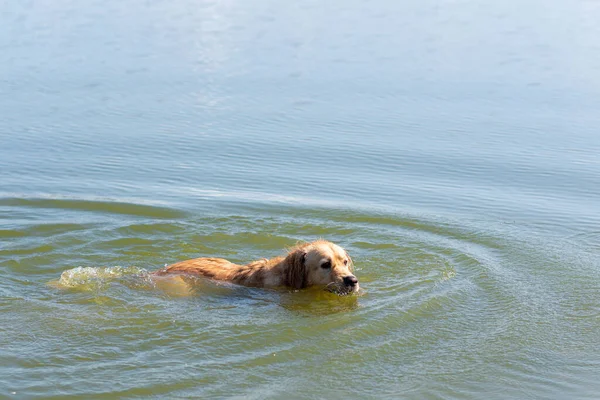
xmin=153 ymin=240 xmax=359 ymax=294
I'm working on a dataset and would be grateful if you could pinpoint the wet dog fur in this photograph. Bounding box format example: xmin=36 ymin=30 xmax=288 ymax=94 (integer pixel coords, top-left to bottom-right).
xmin=153 ymin=240 xmax=359 ymax=294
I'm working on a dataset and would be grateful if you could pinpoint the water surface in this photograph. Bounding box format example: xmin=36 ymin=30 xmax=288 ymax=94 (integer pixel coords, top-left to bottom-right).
xmin=1 ymin=0 xmax=600 ymax=398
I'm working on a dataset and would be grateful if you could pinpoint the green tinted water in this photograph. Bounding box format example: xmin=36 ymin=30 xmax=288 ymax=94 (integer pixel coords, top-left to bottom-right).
xmin=2 ymin=0 xmax=600 ymax=398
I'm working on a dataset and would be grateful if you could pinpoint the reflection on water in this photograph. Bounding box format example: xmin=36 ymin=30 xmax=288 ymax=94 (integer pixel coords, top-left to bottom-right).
xmin=279 ymin=288 xmax=361 ymax=316
xmin=3 ymin=194 xmax=600 ymax=398
xmin=2 ymin=0 xmax=600 ymax=398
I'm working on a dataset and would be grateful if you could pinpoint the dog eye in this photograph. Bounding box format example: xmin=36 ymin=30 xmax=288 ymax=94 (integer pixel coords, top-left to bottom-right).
xmin=343 ymin=259 xmax=348 ymax=265
xmin=321 ymin=261 xmax=331 ymax=269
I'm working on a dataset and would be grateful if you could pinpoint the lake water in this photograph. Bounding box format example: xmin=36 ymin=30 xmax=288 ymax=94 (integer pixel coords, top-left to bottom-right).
xmin=2 ymin=0 xmax=600 ymax=398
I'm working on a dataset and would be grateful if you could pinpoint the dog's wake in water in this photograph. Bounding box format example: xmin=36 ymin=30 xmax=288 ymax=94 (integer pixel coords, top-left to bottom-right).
xmin=56 ymin=266 xmax=150 ymax=288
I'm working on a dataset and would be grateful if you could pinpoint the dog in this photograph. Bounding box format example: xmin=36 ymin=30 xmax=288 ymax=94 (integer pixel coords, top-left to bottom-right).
xmin=153 ymin=240 xmax=359 ymax=294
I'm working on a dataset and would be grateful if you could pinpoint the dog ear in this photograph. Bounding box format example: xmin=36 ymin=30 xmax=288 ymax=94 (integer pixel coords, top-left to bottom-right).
xmin=345 ymin=250 xmax=354 ymax=272
xmin=285 ymin=249 xmax=307 ymax=289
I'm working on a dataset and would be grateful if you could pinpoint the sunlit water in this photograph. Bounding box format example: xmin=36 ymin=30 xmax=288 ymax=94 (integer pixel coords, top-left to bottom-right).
xmin=2 ymin=0 xmax=600 ymax=398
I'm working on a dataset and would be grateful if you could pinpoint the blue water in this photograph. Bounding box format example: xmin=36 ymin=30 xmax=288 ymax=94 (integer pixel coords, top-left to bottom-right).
xmin=2 ymin=0 xmax=600 ymax=398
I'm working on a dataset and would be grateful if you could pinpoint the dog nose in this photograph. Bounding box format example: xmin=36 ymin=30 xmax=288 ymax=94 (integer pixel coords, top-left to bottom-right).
xmin=343 ymin=275 xmax=358 ymax=286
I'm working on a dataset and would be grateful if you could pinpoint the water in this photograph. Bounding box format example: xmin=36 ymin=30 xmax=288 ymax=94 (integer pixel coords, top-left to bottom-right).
xmin=2 ymin=0 xmax=600 ymax=398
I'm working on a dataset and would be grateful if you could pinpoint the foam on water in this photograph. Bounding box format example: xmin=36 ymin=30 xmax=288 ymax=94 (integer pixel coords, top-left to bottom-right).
xmin=55 ymin=266 xmax=150 ymax=290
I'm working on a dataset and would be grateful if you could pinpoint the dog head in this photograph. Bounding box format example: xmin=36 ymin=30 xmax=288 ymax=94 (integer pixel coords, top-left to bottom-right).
xmin=285 ymin=240 xmax=359 ymax=294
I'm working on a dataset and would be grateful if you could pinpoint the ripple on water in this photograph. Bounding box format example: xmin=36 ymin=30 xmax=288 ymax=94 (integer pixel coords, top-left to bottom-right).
xmin=2 ymin=196 xmax=598 ymax=398
xmin=0 ymin=197 xmax=187 ymax=219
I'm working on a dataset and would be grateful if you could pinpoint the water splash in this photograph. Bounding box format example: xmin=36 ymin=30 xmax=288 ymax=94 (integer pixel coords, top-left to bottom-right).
xmin=53 ymin=266 xmax=150 ymax=290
